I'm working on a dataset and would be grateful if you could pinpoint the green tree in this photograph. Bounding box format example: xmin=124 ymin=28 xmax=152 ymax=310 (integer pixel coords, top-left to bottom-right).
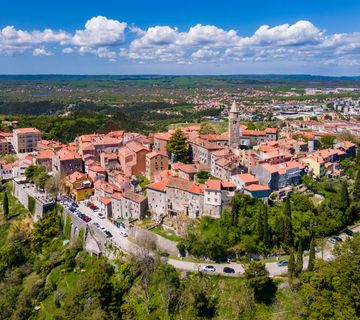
xmin=34 ymin=171 xmax=50 ymax=190
xmin=166 ymin=128 xmax=189 ymax=163
xmin=244 ymin=261 xmax=277 ymax=304
xmin=307 ymin=238 xmax=316 ymax=272
xmin=339 ymin=181 xmax=350 ymax=210
xmin=230 ymin=194 xmax=241 ymax=227
xmin=295 ymin=241 xmax=303 ymax=276
xmin=3 ymin=191 xmax=9 ymax=220
xmin=319 ymin=135 xmax=335 ymax=149
xmin=199 ymin=122 xmax=217 ymax=135
xmin=353 ymin=170 xmax=360 ymax=202
xmin=24 ymin=164 xmax=38 ymax=182
xmin=45 ymin=172 xmax=64 ymax=199
xmin=256 ymin=208 xmax=264 ymax=240
xmin=263 ymin=206 xmax=270 ymax=247
xmin=283 ymin=196 xmax=294 ymax=247
xmin=288 ymin=248 xmax=295 ymax=280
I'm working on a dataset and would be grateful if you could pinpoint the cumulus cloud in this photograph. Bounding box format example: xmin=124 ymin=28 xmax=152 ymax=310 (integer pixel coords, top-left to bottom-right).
xmin=62 ymin=47 xmax=74 ymax=53
xmin=1 ymin=17 xmax=360 ymax=69
xmin=71 ymin=16 xmax=127 ymax=47
xmin=33 ymin=47 xmax=53 ymax=56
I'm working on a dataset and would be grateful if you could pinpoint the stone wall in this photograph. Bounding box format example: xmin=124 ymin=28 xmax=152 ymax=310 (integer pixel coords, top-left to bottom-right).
xmin=129 ymin=226 xmax=179 ymax=256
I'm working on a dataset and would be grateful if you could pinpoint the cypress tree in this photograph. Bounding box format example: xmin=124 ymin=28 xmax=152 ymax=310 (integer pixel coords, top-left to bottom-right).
xmin=230 ymin=196 xmax=240 ymax=226
xmin=263 ymin=206 xmax=270 ymax=247
xmin=295 ymin=241 xmax=303 ymax=276
xmin=288 ymin=248 xmax=295 ymax=279
xmin=339 ymin=181 xmax=350 ymax=210
xmin=307 ymin=238 xmax=316 ymax=272
xmin=3 ymin=191 xmax=9 ymax=220
xmin=353 ymin=170 xmax=360 ymax=202
xmin=283 ymin=196 xmax=293 ymax=247
xmin=256 ymin=208 xmax=264 ymax=240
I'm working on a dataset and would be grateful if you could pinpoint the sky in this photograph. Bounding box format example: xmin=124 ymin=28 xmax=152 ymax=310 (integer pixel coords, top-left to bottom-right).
xmin=1 ymin=0 xmax=360 ymax=75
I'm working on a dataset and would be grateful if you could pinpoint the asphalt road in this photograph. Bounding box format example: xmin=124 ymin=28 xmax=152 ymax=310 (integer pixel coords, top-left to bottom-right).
xmin=74 ymin=201 xmax=359 ymax=277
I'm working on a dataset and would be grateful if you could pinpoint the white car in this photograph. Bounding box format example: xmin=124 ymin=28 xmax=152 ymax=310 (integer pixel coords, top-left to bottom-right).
xmin=98 ymin=213 xmax=105 ymax=219
xmin=202 ymin=265 xmax=216 ymax=272
xmin=120 ymin=230 xmax=128 ymax=237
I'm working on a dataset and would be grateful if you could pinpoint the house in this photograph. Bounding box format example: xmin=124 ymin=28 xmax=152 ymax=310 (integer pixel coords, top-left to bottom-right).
xmin=120 ymin=190 xmax=148 ymax=220
xmin=52 ymin=148 xmax=84 ymax=176
xmin=100 ymin=152 xmax=120 ymax=171
xmin=301 ymin=156 xmax=326 ymax=178
xmin=111 ymin=192 xmax=122 ymax=220
xmin=147 ymin=179 xmax=169 ymax=222
xmin=93 ymin=180 xmax=121 ymax=202
xmin=13 ymin=127 xmax=42 ymax=153
xmin=189 ymin=137 xmax=223 ymax=165
xmin=99 ymin=196 xmax=113 ymax=219
xmin=153 ymin=132 xmax=172 ymax=154
xmin=230 ymin=173 xmax=259 ymax=190
xmin=244 ymin=184 xmax=271 ymax=199
xmin=87 ymin=164 xmax=107 ymax=182
xmin=251 ymin=163 xmax=286 ymax=191
xmin=65 ymin=171 xmax=93 ymax=201
xmin=118 ymin=140 xmax=150 ymax=177
xmin=145 ymin=150 xmax=169 ymax=181
xmin=1 ymin=163 xmax=13 ymax=180
xmin=34 ymin=150 xmax=53 ymax=172
xmin=0 ymin=137 xmax=9 ymax=155
xmin=334 ymin=141 xmax=356 ymax=158
xmin=166 ymin=178 xmax=205 ymax=219
xmin=203 ymin=179 xmax=236 ymax=218
xmin=211 ymin=157 xmax=239 ymax=180
xmin=36 ymin=139 xmax=64 ymax=152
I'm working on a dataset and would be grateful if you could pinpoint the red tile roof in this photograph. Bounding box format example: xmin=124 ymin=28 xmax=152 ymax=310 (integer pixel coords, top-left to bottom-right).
xmin=245 ymin=184 xmax=270 ymax=192
xmin=99 ymin=196 xmax=112 ymax=205
xmin=14 ymin=127 xmax=41 ymax=134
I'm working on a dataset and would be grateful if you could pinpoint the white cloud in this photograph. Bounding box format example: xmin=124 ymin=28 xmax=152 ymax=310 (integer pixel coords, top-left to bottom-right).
xmin=1 ymin=18 xmax=360 ymax=70
xmin=192 ymin=49 xmax=220 ymax=59
xmin=71 ymin=16 xmax=127 ymax=47
xmin=33 ymin=47 xmax=53 ymax=56
xmin=62 ymin=47 xmax=74 ymax=53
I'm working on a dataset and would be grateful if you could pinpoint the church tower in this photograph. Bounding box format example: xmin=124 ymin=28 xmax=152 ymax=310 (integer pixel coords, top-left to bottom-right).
xmin=228 ymin=100 xmax=240 ymax=148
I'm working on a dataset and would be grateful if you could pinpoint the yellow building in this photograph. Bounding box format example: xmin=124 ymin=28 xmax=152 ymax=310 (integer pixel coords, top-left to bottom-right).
xmin=65 ymin=171 xmax=93 ymax=201
xmin=302 ymin=156 xmax=326 ymax=177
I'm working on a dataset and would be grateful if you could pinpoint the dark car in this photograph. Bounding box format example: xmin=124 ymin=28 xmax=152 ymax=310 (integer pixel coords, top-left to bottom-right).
xmin=104 ymin=231 xmax=112 ymax=238
xmin=333 ymin=236 xmax=343 ymax=242
xmin=344 ymin=229 xmax=354 ymax=237
xmin=223 ymin=267 xmax=235 ymax=274
xmin=72 ymin=202 xmax=79 ymax=208
xmin=277 ymin=259 xmax=288 ymax=267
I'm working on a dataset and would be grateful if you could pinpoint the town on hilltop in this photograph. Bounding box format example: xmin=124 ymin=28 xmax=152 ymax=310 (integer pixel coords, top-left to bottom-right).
xmin=0 ymin=100 xmax=357 ymax=237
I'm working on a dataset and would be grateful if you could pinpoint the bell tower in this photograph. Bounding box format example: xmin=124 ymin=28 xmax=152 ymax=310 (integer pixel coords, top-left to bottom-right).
xmin=229 ymin=100 xmax=240 ymax=148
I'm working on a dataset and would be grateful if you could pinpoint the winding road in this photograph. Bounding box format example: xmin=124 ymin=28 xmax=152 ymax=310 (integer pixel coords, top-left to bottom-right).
xmin=75 ymin=201 xmax=355 ymax=277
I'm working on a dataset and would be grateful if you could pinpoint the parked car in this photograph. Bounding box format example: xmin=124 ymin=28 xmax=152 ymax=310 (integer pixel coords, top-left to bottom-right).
xmin=98 ymin=213 xmax=105 ymax=219
xmin=120 ymin=230 xmax=128 ymax=237
xmin=83 ymin=216 xmax=92 ymax=223
xmin=92 ymin=222 xmax=100 ymax=228
xmin=202 ymin=265 xmax=216 ymax=272
xmin=104 ymin=231 xmax=112 ymax=238
xmin=223 ymin=267 xmax=235 ymax=274
xmin=344 ymin=229 xmax=354 ymax=237
xmin=72 ymin=202 xmax=79 ymax=208
xmin=277 ymin=260 xmax=288 ymax=267
xmin=329 ymin=236 xmax=343 ymax=244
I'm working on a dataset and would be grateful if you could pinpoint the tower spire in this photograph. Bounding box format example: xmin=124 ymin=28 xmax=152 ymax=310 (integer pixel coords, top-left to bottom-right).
xmin=230 ymin=100 xmax=238 ymax=113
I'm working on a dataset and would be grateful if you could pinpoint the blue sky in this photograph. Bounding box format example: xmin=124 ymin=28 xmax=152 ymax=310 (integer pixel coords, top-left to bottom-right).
xmin=1 ymin=0 xmax=360 ymax=75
